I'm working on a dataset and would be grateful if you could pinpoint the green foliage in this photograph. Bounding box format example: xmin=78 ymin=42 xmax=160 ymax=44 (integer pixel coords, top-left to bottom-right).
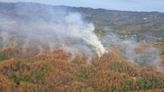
xmin=72 ymin=59 xmax=78 ymax=64
xmin=121 ymin=80 xmax=133 ymax=92
xmin=111 ymin=63 xmax=128 ymax=73
xmin=13 ymin=76 xmax=32 ymax=85
xmin=76 ymin=68 xmax=89 ymax=81
xmin=33 ymin=71 xmax=44 ymax=81
xmin=41 ymin=64 xmax=52 ymax=73
xmin=0 ymin=55 xmax=7 ymax=61
xmin=33 ymin=65 xmax=52 ymax=81
xmin=137 ymin=78 xmax=163 ymax=90
xmin=11 ymin=64 xmax=52 ymax=85
xmin=137 ymin=79 xmax=151 ymax=90
xmin=107 ymin=86 xmax=116 ymax=92
xmin=161 ymin=50 xmax=164 ymax=55
xmin=152 ymin=79 xmax=162 ymax=88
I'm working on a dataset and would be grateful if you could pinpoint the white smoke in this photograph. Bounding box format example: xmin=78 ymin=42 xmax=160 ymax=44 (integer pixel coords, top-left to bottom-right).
xmin=0 ymin=3 xmax=162 ymax=70
xmin=0 ymin=5 xmax=105 ymax=58
xmin=102 ymin=33 xmax=163 ymax=71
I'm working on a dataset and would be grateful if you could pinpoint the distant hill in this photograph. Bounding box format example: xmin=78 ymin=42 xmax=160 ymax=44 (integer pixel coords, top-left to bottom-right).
xmin=72 ymin=7 xmax=164 ymax=43
xmin=0 ymin=2 xmax=164 ymax=43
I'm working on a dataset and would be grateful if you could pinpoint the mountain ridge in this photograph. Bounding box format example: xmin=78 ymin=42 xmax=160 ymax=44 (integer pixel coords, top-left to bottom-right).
xmin=1 ymin=2 xmax=164 ymax=13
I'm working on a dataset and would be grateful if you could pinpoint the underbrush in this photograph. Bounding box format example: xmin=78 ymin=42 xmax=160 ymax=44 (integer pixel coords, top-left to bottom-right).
xmin=0 ymin=48 xmax=164 ymax=92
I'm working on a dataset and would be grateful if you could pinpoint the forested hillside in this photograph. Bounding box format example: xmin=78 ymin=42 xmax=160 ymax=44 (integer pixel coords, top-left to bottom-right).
xmin=0 ymin=2 xmax=164 ymax=92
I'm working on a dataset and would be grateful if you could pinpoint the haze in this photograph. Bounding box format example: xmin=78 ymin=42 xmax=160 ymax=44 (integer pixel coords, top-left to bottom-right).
xmin=0 ymin=0 xmax=164 ymax=12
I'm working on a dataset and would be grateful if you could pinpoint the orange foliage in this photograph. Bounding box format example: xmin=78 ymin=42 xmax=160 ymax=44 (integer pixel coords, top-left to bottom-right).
xmin=0 ymin=48 xmax=163 ymax=92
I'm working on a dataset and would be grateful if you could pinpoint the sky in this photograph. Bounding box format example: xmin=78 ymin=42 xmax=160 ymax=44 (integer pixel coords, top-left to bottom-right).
xmin=0 ymin=0 xmax=164 ymax=12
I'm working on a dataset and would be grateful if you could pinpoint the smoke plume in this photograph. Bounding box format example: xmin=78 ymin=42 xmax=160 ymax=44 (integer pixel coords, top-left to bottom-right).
xmin=0 ymin=4 xmax=105 ymax=59
xmin=0 ymin=3 xmax=162 ymax=71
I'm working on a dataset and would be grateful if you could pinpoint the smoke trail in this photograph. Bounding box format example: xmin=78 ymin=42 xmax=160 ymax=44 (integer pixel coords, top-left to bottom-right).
xmin=0 ymin=3 xmax=105 ymax=58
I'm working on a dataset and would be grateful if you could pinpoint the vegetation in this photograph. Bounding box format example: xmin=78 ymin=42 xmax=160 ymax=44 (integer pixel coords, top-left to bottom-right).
xmin=161 ymin=50 xmax=164 ymax=55
xmin=0 ymin=55 xmax=7 ymax=61
xmin=0 ymin=48 xmax=163 ymax=92
xmin=0 ymin=2 xmax=164 ymax=91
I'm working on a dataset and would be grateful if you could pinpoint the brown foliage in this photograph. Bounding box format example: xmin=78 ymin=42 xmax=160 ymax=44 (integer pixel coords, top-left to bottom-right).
xmin=0 ymin=48 xmax=163 ymax=92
